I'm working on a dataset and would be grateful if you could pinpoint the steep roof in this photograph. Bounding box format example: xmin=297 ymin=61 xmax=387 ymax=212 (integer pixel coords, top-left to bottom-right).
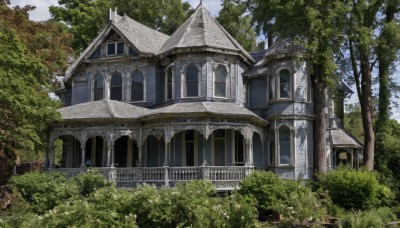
xmin=65 ymin=10 xmax=169 ymax=80
xmin=157 ymin=3 xmax=254 ymax=64
xmin=264 ymin=37 xmax=305 ymax=60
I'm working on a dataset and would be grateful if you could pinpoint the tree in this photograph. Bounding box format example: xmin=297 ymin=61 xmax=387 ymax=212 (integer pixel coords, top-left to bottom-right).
xmin=50 ymin=0 xmax=193 ymax=52
xmin=246 ymin=0 xmax=349 ymax=178
xmin=0 ymin=3 xmax=63 ymax=184
xmin=216 ymin=0 xmax=257 ymax=51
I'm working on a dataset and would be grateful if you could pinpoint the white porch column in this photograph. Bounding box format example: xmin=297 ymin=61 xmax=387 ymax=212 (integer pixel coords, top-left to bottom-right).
xmin=106 ymin=143 xmax=112 ymax=167
xmin=163 ymin=141 xmax=169 ymax=166
xmin=80 ymin=143 xmax=86 ymax=167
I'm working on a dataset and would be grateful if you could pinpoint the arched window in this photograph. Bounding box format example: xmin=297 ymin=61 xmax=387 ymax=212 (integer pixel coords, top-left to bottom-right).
xmin=165 ymin=67 xmax=174 ymax=101
xmin=110 ymin=72 xmax=122 ymax=101
xmin=131 ymin=70 xmax=144 ymax=101
xmin=214 ymin=66 xmax=227 ymax=97
xmin=279 ymin=69 xmax=291 ymax=99
xmin=279 ymin=126 xmax=291 ymax=165
xmin=184 ymin=65 xmax=199 ymax=97
xmin=93 ymin=74 xmax=104 ymax=101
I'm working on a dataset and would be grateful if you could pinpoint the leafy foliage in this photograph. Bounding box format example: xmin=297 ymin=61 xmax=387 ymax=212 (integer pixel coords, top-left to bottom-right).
xmin=239 ymin=171 xmax=327 ymax=223
xmin=72 ymin=170 xmax=112 ymax=197
xmin=216 ymin=0 xmax=257 ymax=51
xmin=50 ymin=0 xmax=193 ymax=52
xmin=319 ymin=168 xmax=389 ymax=210
xmin=340 ymin=207 xmax=396 ymax=228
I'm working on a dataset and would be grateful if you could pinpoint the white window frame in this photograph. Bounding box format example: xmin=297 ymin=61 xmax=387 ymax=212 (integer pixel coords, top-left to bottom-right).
xmin=276 ymin=125 xmax=294 ymax=166
xmin=182 ymin=64 xmax=201 ymax=98
xmin=213 ymin=65 xmax=228 ymax=98
xmin=130 ymin=70 xmax=146 ymax=102
xmin=276 ymin=69 xmax=292 ymax=100
xmin=182 ymin=130 xmax=198 ymax=166
xmin=165 ymin=65 xmax=175 ymax=101
xmin=106 ymin=41 xmax=125 ymax=56
xmin=109 ymin=71 xmax=124 ymax=101
xmin=211 ymin=129 xmax=226 ymax=166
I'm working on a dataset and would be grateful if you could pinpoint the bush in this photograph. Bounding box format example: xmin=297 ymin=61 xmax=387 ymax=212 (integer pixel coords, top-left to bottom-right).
xmin=340 ymin=207 xmax=396 ymax=228
xmin=319 ymin=168 xmax=388 ymax=210
xmin=9 ymin=172 xmax=78 ymax=214
xmin=239 ymin=171 xmax=327 ymax=224
xmin=72 ymin=170 xmax=112 ymax=197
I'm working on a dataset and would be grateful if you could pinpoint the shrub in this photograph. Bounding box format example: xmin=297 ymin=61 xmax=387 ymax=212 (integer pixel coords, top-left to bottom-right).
xmin=239 ymin=171 xmax=285 ymax=212
xmin=340 ymin=207 xmax=396 ymax=228
xmin=9 ymin=172 xmax=78 ymax=214
xmin=72 ymin=170 xmax=112 ymax=197
xmin=319 ymin=168 xmax=388 ymax=210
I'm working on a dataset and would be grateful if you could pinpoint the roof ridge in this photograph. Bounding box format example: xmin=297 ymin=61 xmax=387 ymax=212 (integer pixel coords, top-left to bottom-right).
xmin=105 ymin=99 xmax=117 ymax=118
xmin=200 ymin=5 xmax=208 ymax=46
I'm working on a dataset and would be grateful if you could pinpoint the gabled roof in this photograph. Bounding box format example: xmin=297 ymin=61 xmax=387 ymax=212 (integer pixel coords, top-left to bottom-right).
xmin=65 ymin=10 xmax=169 ymax=81
xmin=264 ymin=37 xmax=305 ymax=60
xmin=330 ymin=128 xmax=363 ymax=148
xmin=157 ymin=3 xmax=254 ymax=64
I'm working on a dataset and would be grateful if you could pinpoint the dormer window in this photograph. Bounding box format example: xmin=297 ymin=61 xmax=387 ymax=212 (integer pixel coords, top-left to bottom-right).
xmin=107 ymin=42 xmax=124 ymax=56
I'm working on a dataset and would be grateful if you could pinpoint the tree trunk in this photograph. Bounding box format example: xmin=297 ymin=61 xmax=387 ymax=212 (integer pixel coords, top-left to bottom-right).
xmin=312 ymin=63 xmax=327 ymax=179
xmin=359 ymin=52 xmax=375 ymax=170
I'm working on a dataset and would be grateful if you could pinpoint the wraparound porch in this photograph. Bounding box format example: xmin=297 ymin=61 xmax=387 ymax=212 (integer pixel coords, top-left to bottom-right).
xmin=48 ymin=165 xmax=253 ymax=190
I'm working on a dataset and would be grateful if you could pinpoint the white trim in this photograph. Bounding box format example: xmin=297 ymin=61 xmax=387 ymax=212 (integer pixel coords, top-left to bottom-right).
xmin=277 ymin=125 xmax=294 ymax=166
xmin=129 ymin=69 xmax=146 ymax=102
xmin=106 ymin=41 xmax=125 ymax=56
xmin=164 ymin=65 xmax=175 ymax=101
xmin=109 ymin=71 xmax=124 ymax=101
xmin=212 ymin=64 xmax=229 ymax=98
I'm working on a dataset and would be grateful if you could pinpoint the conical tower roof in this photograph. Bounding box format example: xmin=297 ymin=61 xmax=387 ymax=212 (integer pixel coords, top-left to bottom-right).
xmin=157 ymin=3 xmax=254 ymax=64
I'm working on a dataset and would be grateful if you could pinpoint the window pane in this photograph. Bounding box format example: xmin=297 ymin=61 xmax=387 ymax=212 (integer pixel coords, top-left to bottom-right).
xmin=131 ymin=71 xmax=144 ymax=101
xmin=107 ymin=43 xmax=115 ymax=55
xmin=214 ymin=66 xmax=226 ymax=97
xmin=279 ymin=70 xmax=290 ymax=98
xmin=117 ymin=42 xmax=124 ymax=54
xmin=93 ymin=74 xmax=104 ymax=101
xmin=110 ymin=73 xmax=122 ymax=101
xmin=186 ymin=82 xmax=198 ymax=97
xmin=279 ymin=127 xmax=291 ymax=165
xmin=185 ymin=65 xmax=198 ymax=97
xmin=215 ymin=82 xmax=225 ymax=97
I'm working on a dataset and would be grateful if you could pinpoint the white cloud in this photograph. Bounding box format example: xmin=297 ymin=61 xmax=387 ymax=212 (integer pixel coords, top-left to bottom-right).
xmin=10 ymin=0 xmax=59 ymax=21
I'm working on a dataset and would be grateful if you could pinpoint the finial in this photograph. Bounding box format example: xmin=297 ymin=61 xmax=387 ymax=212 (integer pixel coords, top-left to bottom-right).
xmin=200 ymin=0 xmax=203 ymax=4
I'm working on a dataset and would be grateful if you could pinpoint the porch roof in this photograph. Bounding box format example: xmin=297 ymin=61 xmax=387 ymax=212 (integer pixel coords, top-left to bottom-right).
xmin=59 ymin=100 xmax=148 ymax=120
xmin=330 ymin=128 xmax=363 ymax=148
xmin=58 ymin=100 xmax=267 ymax=126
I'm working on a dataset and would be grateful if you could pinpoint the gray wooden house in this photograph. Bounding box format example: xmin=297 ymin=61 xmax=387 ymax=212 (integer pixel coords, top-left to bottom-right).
xmin=49 ymin=3 xmax=361 ymax=190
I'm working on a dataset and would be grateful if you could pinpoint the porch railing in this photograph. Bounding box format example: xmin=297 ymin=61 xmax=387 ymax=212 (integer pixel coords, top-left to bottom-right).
xmin=47 ymin=165 xmax=253 ymax=190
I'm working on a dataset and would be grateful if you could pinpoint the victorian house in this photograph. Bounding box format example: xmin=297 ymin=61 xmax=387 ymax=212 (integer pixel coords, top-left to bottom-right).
xmin=49 ymin=3 xmax=361 ymax=190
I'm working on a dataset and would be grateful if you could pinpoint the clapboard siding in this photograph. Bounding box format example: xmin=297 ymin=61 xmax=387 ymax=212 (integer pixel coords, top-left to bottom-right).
xmin=248 ymin=78 xmax=266 ymax=109
xmin=73 ymin=81 xmax=89 ymax=105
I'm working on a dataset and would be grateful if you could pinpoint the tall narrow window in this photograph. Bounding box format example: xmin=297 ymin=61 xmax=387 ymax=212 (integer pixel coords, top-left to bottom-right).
xmin=165 ymin=67 xmax=174 ymax=100
xmin=279 ymin=70 xmax=291 ymax=98
xmin=184 ymin=65 xmax=199 ymax=97
xmin=213 ymin=129 xmax=225 ymax=166
xmin=269 ymin=130 xmax=275 ymax=166
xmin=279 ymin=126 xmax=291 ymax=165
xmin=93 ymin=74 xmax=104 ymax=101
xmin=131 ymin=70 xmax=144 ymax=101
xmin=110 ymin=72 xmax=122 ymax=101
xmin=214 ymin=66 xmax=227 ymax=97
xmin=234 ymin=131 xmax=245 ymax=166
xmin=184 ymin=130 xmax=195 ymax=166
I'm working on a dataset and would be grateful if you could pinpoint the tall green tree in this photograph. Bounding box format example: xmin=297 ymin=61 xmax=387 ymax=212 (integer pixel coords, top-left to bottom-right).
xmin=375 ymin=0 xmax=400 ymax=171
xmin=50 ymin=0 xmax=193 ymax=53
xmin=216 ymin=0 xmax=257 ymax=51
xmin=246 ymin=0 xmax=349 ymax=178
